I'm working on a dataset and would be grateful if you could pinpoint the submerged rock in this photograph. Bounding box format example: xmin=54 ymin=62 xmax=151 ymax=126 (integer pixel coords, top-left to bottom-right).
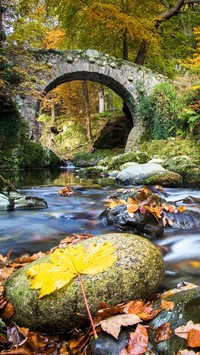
xmin=103 ymin=204 xmax=164 ymax=239
xmin=4 ymin=233 xmax=164 ymax=334
xmin=102 ymin=187 xmax=200 ymax=238
xmin=0 ymin=174 xmax=47 ymax=210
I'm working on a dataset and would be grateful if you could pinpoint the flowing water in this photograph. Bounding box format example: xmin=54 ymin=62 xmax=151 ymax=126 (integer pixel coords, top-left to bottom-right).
xmin=1 ymin=168 xmax=200 ymax=290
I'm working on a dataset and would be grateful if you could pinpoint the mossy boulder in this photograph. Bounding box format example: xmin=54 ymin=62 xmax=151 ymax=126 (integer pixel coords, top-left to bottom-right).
xmin=4 ymin=233 xmax=164 ymax=334
xmin=107 ymin=152 xmax=149 ymax=170
xmin=163 ymin=156 xmax=200 ymax=187
xmin=116 ymin=163 xmax=166 ymax=184
xmin=143 ymin=171 xmax=183 ymax=187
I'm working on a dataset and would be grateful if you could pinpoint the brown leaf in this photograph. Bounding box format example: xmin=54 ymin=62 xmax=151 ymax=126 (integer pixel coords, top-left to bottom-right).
xmin=1 ymin=301 xmax=15 ymax=320
xmin=177 ymin=205 xmax=187 ymax=212
xmin=58 ymin=185 xmax=75 ymax=196
xmin=154 ymin=322 xmax=172 ymax=342
xmin=127 ymin=203 xmax=139 ymax=214
xmin=142 ymin=205 xmax=162 ymax=220
xmin=123 ymin=300 xmax=161 ymax=321
xmin=109 ymin=199 xmax=127 ymax=209
xmin=100 ymin=313 xmax=141 ymax=339
xmin=160 ymin=300 xmax=174 ymax=311
xmin=177 ymin=350 xmax=200 ymax=355
xmin=188 ymin=328 xmax=200 ymax=347
xmin=97 ymin=303 xmax=125 ymax=319
xmin=123 ymin=300 xmax=144 ymax=315
xmin=126 ymin=324 xmax=148 ymax=355
xmin=162 ymin=204 xmax=176 ymax=213
xmin=174 ymin=320 xmax=200 ymax=339
xmin=10 ymin=252 xmax=46 ymax=268
xmin=68 ymin=332 xmax=91 ymax=354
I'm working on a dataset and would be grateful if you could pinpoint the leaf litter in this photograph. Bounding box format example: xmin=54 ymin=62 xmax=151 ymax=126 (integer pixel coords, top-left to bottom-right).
xmin=0 ymin=234 xmax=200 ymax=355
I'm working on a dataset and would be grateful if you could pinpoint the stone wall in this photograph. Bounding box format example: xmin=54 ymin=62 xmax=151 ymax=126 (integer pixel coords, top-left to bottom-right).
xmin=14 ymin=49 xmax=167 ymax=150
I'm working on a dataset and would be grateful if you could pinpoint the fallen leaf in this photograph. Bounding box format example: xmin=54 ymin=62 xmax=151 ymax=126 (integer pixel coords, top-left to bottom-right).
xmin=0 ymin=298 xmax=15 ymax=320
xmin=154 ymin=322 xmax=172 ymax=342
xmin=26 ymin=241 xmax=117 ymax=298
xmin=162 ymin=204 xmax=176 ymax=213
xmin=68 ymin=332 xmax=90 ymax=354
xmin=123 ymin=300 xmax=161 ymax=321
xmin=58 ymin=185 xmax=75 ymax=196
xmin=127 ymin=203 xmax=139 ymax=214
xmin=177 ymin=205 xmax=187 ymax=212
xmin=126 ymin=324 xmax=148 ymax=355
xmin=160 ymin=299 xmax=175 ymax=311
xmin=100 ymin=313 xmax=141 ymax=339
xmin=174 ymin=320 xmax=200 ymax=339
xmin=97 ymin=303 xmax=125 ymax=319
xmin=109 ymin=199 xmax=127 ymax=209
xmin=177 ymin=350 xmax=200 ymax=355
xmin=188 ymin=328 xmax=200 ymax=347
xmin=123 ymin=300 xmax=144 ymax=315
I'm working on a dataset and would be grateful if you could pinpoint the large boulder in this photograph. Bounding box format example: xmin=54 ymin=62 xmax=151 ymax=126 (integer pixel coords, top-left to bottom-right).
xmin=116 ymin=163 xmax=167 ymax=184
xmin=4 ymin=233 xmax=164 ymax=334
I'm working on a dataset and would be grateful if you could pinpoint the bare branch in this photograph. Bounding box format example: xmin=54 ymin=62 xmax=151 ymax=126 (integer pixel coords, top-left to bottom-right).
xmin=184 ymin=0 xmax=200 ymax=3
xmin=159 ymin=0 xmax=170 ymax=8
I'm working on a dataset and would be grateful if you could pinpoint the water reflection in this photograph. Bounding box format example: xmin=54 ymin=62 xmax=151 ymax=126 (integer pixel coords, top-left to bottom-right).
xmin=1 ymin=168 xmax=116 ymax=189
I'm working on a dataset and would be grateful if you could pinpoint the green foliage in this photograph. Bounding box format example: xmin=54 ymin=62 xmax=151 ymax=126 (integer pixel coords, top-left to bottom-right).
xmin=0 ymin=318 xmax=5 ymax=329
xmin=137 ymin=82 xmax=183 ymax=140
xmin=19 ymin=141 xmax=60 ymax=168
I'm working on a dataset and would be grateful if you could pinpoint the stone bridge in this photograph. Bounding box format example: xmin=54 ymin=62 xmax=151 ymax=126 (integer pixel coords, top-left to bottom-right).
xmin=15 ymin=49 xmax=167 ymax=151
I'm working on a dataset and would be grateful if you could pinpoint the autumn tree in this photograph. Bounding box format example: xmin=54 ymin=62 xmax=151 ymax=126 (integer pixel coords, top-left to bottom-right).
xmin=44 ymin=0 xmax=200 ymax=75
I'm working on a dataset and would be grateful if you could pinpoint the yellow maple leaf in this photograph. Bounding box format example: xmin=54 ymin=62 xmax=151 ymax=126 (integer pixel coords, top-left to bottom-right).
xmin=26 ymin=242 xmax=117 ymax=298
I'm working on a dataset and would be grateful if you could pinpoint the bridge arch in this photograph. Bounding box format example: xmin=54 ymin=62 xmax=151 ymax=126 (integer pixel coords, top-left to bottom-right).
xmin=15 ymin=49 xmax=166 ymax=151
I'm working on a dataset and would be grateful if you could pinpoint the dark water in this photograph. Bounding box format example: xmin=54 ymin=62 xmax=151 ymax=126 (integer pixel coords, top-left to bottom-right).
xmin=1 ymin=168 xmax=200 ymax=290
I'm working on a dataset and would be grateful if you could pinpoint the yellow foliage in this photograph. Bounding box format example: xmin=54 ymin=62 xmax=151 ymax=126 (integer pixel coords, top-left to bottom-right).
xmin=43 ymin=28 xmax=66 ymax=49
xmin=26 ymin=242 xmax=117 ymax=298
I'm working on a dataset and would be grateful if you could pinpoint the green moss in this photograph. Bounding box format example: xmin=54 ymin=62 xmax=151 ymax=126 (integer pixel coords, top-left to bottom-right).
xmin=5 ymin=233 xmax=164 ymax=334
xmin=0 ymin=175 xmax=16 ymax=194
xmin=143 ymin=171 xmax=183 ymax=187
xmin=19 ymin=141 xmax=60 ymax=168
xmin=107 ymin=151 xmax=149 ymax=170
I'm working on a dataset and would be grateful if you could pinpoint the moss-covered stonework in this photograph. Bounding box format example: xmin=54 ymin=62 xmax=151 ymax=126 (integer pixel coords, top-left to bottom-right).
xmin=149 ymin=286 xmax=200 ymax=354
xmin=4 ymin=233 xmax=164 ymax=334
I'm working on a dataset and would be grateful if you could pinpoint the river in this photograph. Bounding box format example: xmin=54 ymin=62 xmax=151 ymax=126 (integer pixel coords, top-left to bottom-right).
xmin=1 ymin=168 xmax=200 ymax=290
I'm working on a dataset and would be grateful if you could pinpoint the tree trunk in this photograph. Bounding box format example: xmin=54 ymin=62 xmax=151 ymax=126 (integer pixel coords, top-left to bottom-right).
xmin=0 ymin=0 xmax=3 ymax=46
xmin=122 ymin=29 xmax=129 ymax=60
xmin=82 ymin=81 xmax=92 ymax=142
xmin=134 ymin=0 xmax=186 ymax=65
xmin=51 ymin=104 xmax=55 ymax=123
xmin=134 ymin=39 xmax=147 ymax=66
xmin=98 ymin=86 xmax=105 ymax=113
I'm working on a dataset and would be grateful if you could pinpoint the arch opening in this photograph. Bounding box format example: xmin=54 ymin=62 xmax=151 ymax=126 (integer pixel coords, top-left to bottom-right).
xmin=37 ymin=72 xmax=136 ymax=158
